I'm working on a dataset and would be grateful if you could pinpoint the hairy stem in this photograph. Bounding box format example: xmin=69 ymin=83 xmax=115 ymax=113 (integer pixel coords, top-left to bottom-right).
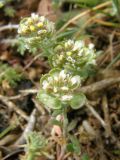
xmin=58 ymin=108 xmax=68 ymax=160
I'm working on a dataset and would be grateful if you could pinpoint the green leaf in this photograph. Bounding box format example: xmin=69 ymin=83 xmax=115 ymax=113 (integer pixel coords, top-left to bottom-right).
xmin=67 ymin=143 xmax=74 ymax=152
xmin=37 ymin=90 xmax=62 ymax=109
xmin=67 ymin=119 xmax=78 ymax=132
xmin=112 ymin=0 xmax=120 ymax=18
xmin=69 ymin=134 xmax=81 ymax=155
xmin=66 ymin=0 xmax=102 ymax=7
xmin=4 ymin=6 xmax=16 ymax=17
xmin=112 ymin=149 xmax=120 ymax=155
xmin=51 ymin=119 xmax=62 ymax=127
xmin=52 ymin=109 xmax=63 ymax=116
xmin=82 ymin=154 xmax=90 ymax=160
xmin=0 ymin=62 xmax=22 ymax=87
xmin=70 ymin=93 xmax=86 ymax=109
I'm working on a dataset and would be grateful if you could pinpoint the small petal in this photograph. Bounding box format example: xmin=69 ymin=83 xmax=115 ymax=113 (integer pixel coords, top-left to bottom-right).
xmin=59 ymin=70 xmax=66 ymax=79
xmin=61 ymin=95 xmax=73 ymax=101
xmin=53 ymin=87 xmax=57 ymax=93
xmin=42 ymin=80 xmax=49 ymax=89
xmin=65 ymin=39 xmax=74 ymax=48
xmin=89 ymin=43 xmax=94 ymax=49
xmin=73 ymin=41 xmax=84 ymax=51
xmin=61 ymin=86 xmax=69 ymax=91
xmin=40 ymin=16 xmax=45 ymax=22
xmin=71 ymin=75 xmax=80 ymax=85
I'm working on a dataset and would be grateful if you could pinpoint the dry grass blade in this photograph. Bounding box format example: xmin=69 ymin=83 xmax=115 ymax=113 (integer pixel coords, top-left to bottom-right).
xmin=79 ymin=77 xmax=120 ymax=94
xmin=0 ymin=95 xmax=29 ymax=121
xmin=57 ymin=1 xmax=112 ymax=34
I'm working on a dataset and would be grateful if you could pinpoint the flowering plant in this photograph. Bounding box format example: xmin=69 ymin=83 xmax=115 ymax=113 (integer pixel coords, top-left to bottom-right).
xmin=18 ymin=14 xmax=97 ymax=158
xmin=21 ymin=132 xmax=48 ymax=160
xmin=49 ymin=39 xmax=96 ymax=77
xmin=38 ymin=68 xmax=86 ymax=110
xmin=18 ymin=13 xmax=55 ymax=54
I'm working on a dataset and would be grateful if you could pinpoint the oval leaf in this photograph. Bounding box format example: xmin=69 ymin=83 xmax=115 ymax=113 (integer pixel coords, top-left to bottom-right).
xmin=37 ymin=90 xmax=62 ymax=109
xmin=70 ymin=93 xmax=86 ymax=109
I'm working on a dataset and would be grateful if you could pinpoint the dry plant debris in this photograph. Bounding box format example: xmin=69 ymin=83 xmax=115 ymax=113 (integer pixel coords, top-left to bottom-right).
xmin=0 ymin=0 xmax=120 ymax=160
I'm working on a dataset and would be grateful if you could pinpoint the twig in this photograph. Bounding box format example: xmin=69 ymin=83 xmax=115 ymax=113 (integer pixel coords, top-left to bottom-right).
xmin=32 ymin=98 xmax=46 ymax=115
xmin=19 ymin=89 xmax=38 ymax=94
xmin=57 ymin=1 xmax=111 ymax=34
xmin=7 ymin=77 xmax=120 ymax=101
xmin=14 ymin=109 xmax=36 ymax=146
xmin=86 ymin=102 xmax=106 ymax=128
xmin=0 ymin=95 xmax=29 ymax=121
xmin=0 ymin=24 xmax=18 ymax=32
xmin=0 ymin=125 xmax=16 ymax=139
xmin=82 ymin=120 xmax=96 ymax=136
xmin=0 ymin=134 xmax=19 ymax=146
xmin=79 ymin=77 xmax=120 ymax=94
xmin=102 ymin=95 xmax=112 ymax=137
xmin=96 ymin=131 xmax=107 ymax=160
xmin=2 ymin=148 xmax=23 ymax=160
xmin=74 ymin=15 xmax=97 ymax=38
xmin=93 ymin=19 xmax=120 ymax=28
xmin=23 ymin=54 xmax=42 ymax=71
xmin=8 ymin=92 xmax=29 ymax=100
xmin=0 ymin=39 xmax=17 ymax=44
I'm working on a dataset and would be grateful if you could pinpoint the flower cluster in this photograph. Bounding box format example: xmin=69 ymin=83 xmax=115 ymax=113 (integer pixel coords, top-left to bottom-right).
xmin=18 ymin=13 xmax=55 ymax=52
xmin=50 ymin=40 xmax=96 ymax=74
xmin=40 ymin=69 xmax=81 ymax=102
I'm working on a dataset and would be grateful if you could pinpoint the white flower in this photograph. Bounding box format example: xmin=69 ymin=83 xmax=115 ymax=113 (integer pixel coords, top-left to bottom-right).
xmin=40 ymin=16 xmax=45 ymax=22
xmin=67 ymin=56 xmax=74 ymax=62
xmin=89 ymin=43 xmax=94 ymax=49
xmin=73 ymin=41 xmax=84 ymax=51
xmin=53 ymin=75 xmax=59 ymax=81
xmin=42 ymin=80 xmax=49 ymax=89
xmin=61 ymin=95 xmax=73 ymax=101
xmin=48 ymin=77 xmax=53 ymax=82
xmin=38 ymin=30 xmax=42 ymax=35
xmin=65 ymin=40 xmax=74 ymax=48
xmin=78 ymin=49 xmax=83 ymax=56
xmin=59 ymin=70 xmax=66 ymax=79
xmin=61 ymin=86 xmax=69 ymax=91
xmin=53 ymin=87 xmax=57 ymax=93
xmin=31 ymin=13 xmax=39 ymax=20
xmin=71 ymin=75 xmax=80 ymax=85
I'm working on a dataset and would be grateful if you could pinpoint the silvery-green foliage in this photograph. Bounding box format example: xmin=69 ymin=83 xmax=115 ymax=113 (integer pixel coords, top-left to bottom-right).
xmin=50 ymin=39 xmax=96 ymax=76
xmin=26 ymin=132 xmax=47 ymax=152
xmin=0 ymin=0 xmax=16 ymax=17
xmin=23 ymin=132 xmax=47 ymax=160
xmin=0 ymin=62 xmax=22 ymax=86
xmin=18 ymin=13 xmax=55 ymax=54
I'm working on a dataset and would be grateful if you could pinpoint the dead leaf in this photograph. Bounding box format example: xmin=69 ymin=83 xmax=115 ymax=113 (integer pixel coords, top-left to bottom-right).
xmin=37 ymin=0 xmax=57 ymax=21
xmin=37 ymin=0 xmax=52 ymax=16
xmin=24 ymin=0 xmax=40 ymax=10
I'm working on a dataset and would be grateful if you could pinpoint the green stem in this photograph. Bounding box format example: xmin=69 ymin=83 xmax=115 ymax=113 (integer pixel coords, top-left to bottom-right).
xmin=0 ymin=124 xmax=16 ymax=139
xmin=27 ymin=153 xmax=35 ymax=160
xmin=62 ymin=107 xmax=68 ymax=138
xmin=58 ymin=107 xmax=68 ymax=160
